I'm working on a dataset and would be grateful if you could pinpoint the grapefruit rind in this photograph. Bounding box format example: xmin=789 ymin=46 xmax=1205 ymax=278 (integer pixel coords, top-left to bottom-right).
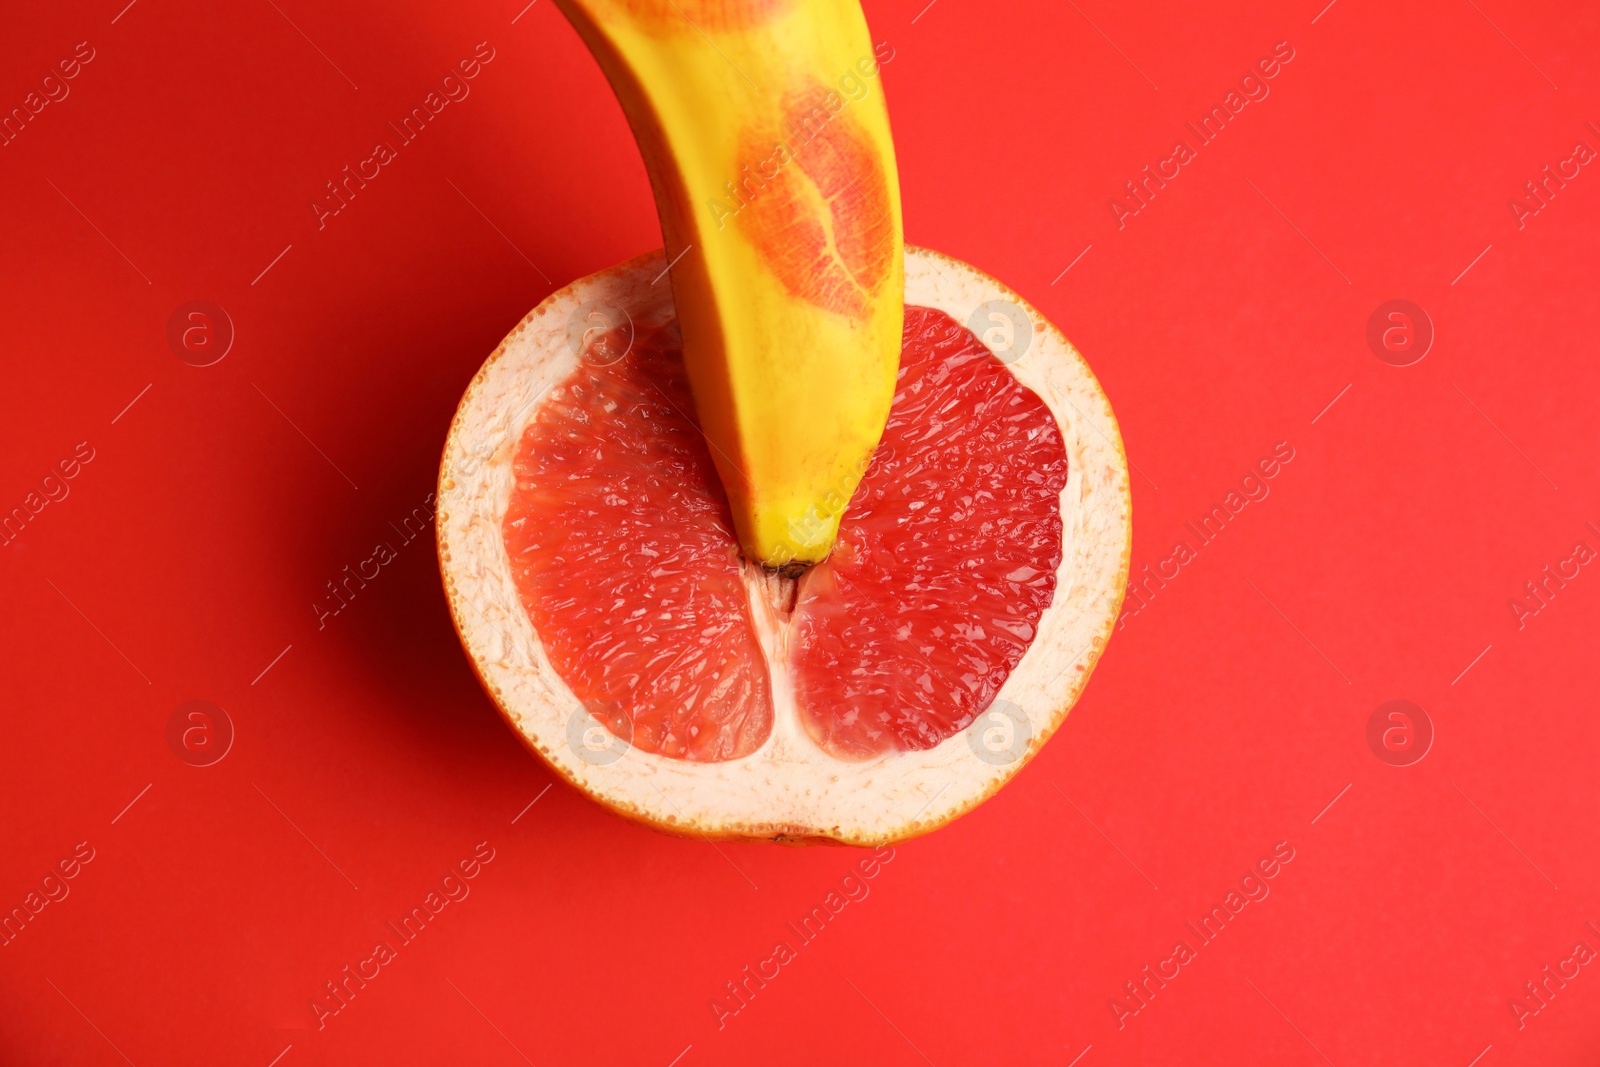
xmin=437 ymin=246 xmax=1131 ymax=845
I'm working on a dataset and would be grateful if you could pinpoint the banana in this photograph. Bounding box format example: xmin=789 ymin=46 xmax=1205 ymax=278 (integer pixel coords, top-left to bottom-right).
xmin=554 ymin=0 xmax=904 ymax=571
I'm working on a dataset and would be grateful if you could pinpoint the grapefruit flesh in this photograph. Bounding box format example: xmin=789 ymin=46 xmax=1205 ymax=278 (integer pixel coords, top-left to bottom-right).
xmin=502 ymin=304 xmax=1068 ymax=764
xmin=792 ymin=306 xmax=1068 ymax=759
xmin=502 ymin=326 xmax=772 ymax=762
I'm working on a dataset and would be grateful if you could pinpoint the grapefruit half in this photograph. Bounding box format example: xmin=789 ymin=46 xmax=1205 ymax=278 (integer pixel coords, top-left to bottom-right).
xmin=438 ymin=246 xmax=1130 ymax=845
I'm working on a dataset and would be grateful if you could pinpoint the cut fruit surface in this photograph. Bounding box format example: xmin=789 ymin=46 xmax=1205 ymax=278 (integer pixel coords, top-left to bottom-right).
xmin=439 ymin=248 xmax=1130 ymax=844
xmin=501 ymin=304 xmax=1068 ymax=766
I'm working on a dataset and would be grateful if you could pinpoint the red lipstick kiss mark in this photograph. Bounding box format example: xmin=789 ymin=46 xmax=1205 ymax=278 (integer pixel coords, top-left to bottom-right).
xmin=612 ymin=0 xmax=790 ymax=34
xmin=735 ymin=82 xmax=894 ymax=319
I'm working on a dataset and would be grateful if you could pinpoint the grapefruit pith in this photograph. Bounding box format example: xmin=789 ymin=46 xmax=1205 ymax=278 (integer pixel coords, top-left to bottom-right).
xmin=438 ymin=247 xmax=1130 ymax=844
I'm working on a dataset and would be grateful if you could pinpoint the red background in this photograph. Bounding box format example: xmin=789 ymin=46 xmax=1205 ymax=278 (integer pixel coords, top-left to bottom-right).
xmin=3 ymin=0 xmax=1598 ymax=1063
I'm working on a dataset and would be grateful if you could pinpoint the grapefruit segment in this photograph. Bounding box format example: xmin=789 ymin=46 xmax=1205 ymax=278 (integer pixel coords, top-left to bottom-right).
xmin=502 ymin=326 xmax=773 ymax=762
xmin=791 ymin=306 xmax=1069 ymax=759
